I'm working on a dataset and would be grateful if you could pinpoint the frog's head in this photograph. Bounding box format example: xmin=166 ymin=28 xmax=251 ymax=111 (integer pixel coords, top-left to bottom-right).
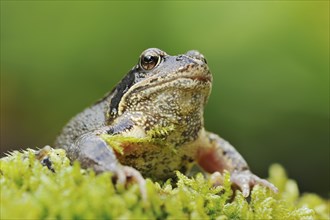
xmin=109 ymin=48 xmax=212 ymax=124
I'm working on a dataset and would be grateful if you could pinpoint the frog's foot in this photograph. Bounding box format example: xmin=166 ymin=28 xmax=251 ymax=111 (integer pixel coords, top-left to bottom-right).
xmin=210 ymin=170 xmax=278 ymax=197
xmin=115 ymin=166 xmax=147 ymax=200
xmin=76 ymin=133 xmax=147 ymax=199
xmin=230 ymin=170 xmax=278 ymax=197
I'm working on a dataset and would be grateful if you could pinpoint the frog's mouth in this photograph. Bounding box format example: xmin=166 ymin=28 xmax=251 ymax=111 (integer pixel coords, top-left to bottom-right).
xmin=148 ymin=73 xmax=212 ymax=86
xmin=130 ymin=72 xmax=212 ymax=95
xmin=189 ymin=75 xmax=212 ymax=83
xmin=151 ymin=74 xmax=212 ymax=87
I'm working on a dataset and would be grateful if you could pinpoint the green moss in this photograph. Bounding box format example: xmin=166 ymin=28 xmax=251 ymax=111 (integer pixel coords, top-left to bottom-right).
xmin=100 ymin=125 xmax=176 ymax=155
xmin=1 ymin=148 xmax=329 ymax=219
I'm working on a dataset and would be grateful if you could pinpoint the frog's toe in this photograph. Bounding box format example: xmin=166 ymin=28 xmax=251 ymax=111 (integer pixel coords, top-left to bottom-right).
xmin=115 ymin=166 xmax=147 ymax=200
xmin=231 ymin=170 xmax=278 ymax=197
xmin=254 ymin=176 xmax=278 ymax=193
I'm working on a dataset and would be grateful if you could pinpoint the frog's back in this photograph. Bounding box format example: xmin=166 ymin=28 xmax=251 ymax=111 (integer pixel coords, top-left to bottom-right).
xmin=54 ymin=95 xmax=111 ymax=156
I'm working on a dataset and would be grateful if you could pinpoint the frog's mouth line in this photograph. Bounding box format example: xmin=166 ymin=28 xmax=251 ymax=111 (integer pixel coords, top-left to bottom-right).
xmin=131 ymin=74 xmax=212 ymax=94
xmin=163 ymin=75 xmax=212 ymax=87
xmin=189 ymin=75 xmax=212 ymax=83
xmin=149 ymin=74 xmax=212 ymax=86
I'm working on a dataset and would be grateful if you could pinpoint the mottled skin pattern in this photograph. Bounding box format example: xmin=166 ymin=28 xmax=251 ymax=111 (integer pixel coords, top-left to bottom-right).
xmin=54 ymin=48 xmax=277 ymax=197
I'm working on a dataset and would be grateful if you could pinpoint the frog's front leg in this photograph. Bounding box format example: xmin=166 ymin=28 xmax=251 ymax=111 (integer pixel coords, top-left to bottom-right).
xmin=74 ymin=130 xmax=146 ymax=198
xmin=197 ymin=131 xmax=278 ymax=197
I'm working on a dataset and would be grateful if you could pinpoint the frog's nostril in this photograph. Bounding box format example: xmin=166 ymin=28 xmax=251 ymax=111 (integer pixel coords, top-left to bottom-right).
xmin=176 ymin=55 xmax=184 ymax=61
xmin=185 ymin=50 xmax=206 ymax=64
xmin=186 ymin=50 xmax=201 ymax=58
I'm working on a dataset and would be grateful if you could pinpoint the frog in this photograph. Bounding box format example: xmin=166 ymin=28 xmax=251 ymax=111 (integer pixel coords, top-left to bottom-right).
xmin=54 ymin=48 xmax=278 ymax=197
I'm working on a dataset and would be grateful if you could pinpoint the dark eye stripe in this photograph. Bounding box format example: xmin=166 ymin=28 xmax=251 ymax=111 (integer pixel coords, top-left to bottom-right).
xmin=108 ymin=67 xmax=150 ymax=121
xmin=108 ymin=69 xmax=136 ymax=120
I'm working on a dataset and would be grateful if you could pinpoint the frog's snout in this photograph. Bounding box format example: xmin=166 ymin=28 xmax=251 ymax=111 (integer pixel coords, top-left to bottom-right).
xmin=185 ymin=50 xmax=207 ymax=64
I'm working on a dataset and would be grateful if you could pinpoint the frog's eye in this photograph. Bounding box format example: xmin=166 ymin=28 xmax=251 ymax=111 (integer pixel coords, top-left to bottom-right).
xmin=140 ymin=54 xmax=161 ymax=71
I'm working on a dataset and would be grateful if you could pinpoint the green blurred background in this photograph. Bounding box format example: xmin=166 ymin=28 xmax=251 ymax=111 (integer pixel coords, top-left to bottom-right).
xmin=1 ymin=1 xmax=329 ymax=196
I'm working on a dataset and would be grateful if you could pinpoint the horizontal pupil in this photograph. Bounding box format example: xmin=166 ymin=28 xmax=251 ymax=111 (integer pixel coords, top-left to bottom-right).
xmin=144 ymin=56 xmax=155 ymax=63
xmin=140 ymin=54 xmax=160 ymax=70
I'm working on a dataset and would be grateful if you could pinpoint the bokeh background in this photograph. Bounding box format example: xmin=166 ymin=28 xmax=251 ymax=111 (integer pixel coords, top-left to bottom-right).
xmin=1 ymin=1 xmax=329 ymax=196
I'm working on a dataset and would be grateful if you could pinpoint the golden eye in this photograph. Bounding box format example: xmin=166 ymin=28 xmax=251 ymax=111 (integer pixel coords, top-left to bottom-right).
xmin=140 ymin=53 xmax=161 ymax=70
